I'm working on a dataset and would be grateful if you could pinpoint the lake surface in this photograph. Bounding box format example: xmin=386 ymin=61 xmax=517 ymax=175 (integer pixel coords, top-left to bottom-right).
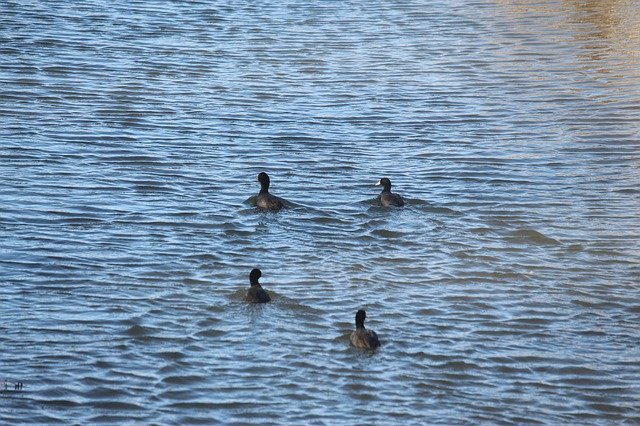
xmin=1 ymin=0 xmax=640 ymax=424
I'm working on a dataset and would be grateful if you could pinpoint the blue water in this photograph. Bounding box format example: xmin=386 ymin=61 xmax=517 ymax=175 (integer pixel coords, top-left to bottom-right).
xmin=2 ymin=0 xmax=640 ymax=424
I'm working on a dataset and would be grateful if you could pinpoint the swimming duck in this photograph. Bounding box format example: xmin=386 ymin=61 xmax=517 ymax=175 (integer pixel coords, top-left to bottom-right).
xmin=376 ymin=177 xmax=405 ymax=207
xmin=255 ymin=172 xmax=286 ymax=211
xmin=245 ymin=268 xmax=271 ymax=303
xmin=350 ymin=309 xmax=380 ymax=349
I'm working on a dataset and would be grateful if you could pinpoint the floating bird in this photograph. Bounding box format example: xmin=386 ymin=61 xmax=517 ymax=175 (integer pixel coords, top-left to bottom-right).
xmin=376 ymin=177 xmax=405 ymax=207
xmin=350 ymin=309 xmax=380 ymax=349
xmin=245 ymin=268 xmax=271 ymax=303
xmin=255 ymin=172 xmax=286 ymax=211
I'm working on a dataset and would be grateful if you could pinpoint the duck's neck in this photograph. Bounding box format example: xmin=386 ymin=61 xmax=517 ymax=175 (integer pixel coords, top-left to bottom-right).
xmin=355 ymin=319 xmax=365 ymax=329
xmin=259 ymin=183 xmax=269 ymax=194
xmin=250 ymin=279 xmax=261 ymax=287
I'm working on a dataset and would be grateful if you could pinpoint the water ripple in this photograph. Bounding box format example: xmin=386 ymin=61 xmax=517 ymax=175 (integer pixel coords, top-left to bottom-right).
xmin=2 ymin=0 xmax=640 ymax=424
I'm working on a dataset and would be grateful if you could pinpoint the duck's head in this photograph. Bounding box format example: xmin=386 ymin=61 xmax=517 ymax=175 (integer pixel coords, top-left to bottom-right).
xmin=375 ymin=177 xmax=392 ymax=191
xmin=249 ymin=268 xmax=262 ymax=286
xmin=257 ymin=172 xmax=270 ymax=192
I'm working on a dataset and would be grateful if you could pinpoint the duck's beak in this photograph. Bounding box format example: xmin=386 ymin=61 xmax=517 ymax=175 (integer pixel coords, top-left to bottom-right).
xmin=375 ymin=180 xmax=381 ymax=186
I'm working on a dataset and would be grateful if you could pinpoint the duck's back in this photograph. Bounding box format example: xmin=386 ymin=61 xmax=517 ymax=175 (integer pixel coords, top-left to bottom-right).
xmin=380 ymin=191 xmax=404 ymax=207
xmin=256 ymin=193 xmax=284 ymax=211
xmin=246 ymin=286 xmax=271 ymax=303
xmin=350 ymin=328 xmax=380 ymax=349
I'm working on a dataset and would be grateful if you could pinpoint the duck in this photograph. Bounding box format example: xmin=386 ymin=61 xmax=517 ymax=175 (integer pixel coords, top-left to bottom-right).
xmin=245 ymin=268 xmax=271 ymax=303
xmin=350 ymin=309 xmax=380 ymax=349
xmin=255 ymin=172 xmax=286 ymax=211
xmin=376 ymin=177 xmax=405 ymax=207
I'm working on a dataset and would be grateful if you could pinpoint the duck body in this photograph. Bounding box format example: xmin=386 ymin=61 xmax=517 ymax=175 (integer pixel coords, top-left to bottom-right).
xmin=380 ymin=191 xmax=405 ymax=207
xmin=350 ymin=327 xmax=380 ymax=349
xmin=350 ymin=310 xmax=380 ymax=349
xmin=246 ymin=285 xmax=271 ymax=303
xmin=245 ymin=268 xmax=271 ymax=303
xmin=255 ymin=172 xmax=286 ymax=211
xmin=255 ymin=192 xmax=285 ymax=211
xmin=376 ymin=177 xmax=404 ymax=207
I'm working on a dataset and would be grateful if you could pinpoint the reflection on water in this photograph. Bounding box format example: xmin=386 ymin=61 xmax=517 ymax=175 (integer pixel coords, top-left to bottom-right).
xmin=566 ymin=0 xmax=640 ymax=89
xmin=495 ymin=0 xmax=640 ymax=81
xmin=566 ymin=0 xmax=639 ymax=42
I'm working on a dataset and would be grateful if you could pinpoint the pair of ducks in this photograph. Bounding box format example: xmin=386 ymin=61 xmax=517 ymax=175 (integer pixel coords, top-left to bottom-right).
xmin=255 ymin=172 xmax=405 ymax=210
xmin=247 ymin=268 xmax=380 ymax=349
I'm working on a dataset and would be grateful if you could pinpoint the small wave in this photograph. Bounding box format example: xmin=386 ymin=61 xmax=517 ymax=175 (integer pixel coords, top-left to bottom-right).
xmin=371 ymin=229 xmax=408 ymax=238
xmin=91 ymin=401 xmax=144 ymax=410
xmin=41 ymin=399 xmax=80 ymax=407
xmin=508 ymin=229 xmax=561 ymax=245
xmin=161 ymin=375 xmax=205 ymax=385
xmin=195 ymin=329 xmax=225 ymax=338
xmin=124 ymin=324 xmax=154 ymax=337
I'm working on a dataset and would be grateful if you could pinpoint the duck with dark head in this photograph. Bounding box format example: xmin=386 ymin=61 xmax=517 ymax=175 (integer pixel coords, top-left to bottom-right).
xmin=245 ymin=268 xmax=271 ymax=303
xmin=350 ymin=309 xmax=380 ymax=349
xmin=255 ymin=172 xmax=287 ymax=211
xmin=376 ymin=177 xmax=405 ymax=207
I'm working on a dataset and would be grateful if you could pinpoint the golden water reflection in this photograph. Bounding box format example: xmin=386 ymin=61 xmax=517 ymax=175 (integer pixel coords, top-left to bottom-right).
xmin=493 ymin=0 xmax=640 ymax=76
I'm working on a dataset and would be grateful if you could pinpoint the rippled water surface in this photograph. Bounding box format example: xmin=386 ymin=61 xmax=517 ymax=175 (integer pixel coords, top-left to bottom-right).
xmin=2 ymin=0 xmax=640 ymax=424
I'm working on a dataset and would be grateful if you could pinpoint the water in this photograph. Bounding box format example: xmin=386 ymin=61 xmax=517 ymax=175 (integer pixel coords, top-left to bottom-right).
xmin=2 ymin=0 xmax=640 ymax=424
